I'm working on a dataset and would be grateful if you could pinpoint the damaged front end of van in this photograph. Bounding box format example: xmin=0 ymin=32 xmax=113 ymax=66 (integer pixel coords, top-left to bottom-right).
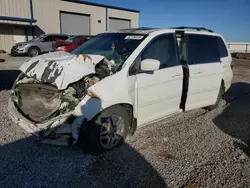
xmin=8 ymin=52 xmax=127 ymax=147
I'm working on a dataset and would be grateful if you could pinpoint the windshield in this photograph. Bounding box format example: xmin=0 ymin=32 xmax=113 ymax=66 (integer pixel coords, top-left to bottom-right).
xmin=29 ymin=36 xmax=43 ymax=42
xmin=71 ymin=33 xmax=147 ymax=66
xmin=65 ymin=35 xmax=83 ymax=43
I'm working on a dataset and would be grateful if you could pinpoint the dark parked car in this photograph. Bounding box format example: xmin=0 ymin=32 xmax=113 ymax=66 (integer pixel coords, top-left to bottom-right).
xmin=54 ymin=35 xmax=94 ymax=52
xmin=11 ymin=34 xmax=70 ymax=57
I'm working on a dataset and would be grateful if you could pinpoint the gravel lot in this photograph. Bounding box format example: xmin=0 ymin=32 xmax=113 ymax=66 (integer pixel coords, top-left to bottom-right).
xmin=0 ymin=56 xmax=250 ymax=188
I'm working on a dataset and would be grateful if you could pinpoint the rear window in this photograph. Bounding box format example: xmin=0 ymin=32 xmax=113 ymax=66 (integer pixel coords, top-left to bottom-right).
xmin=216 ymin=37 xmax=228 ymax=58
xmin=43 ymin=36 xmax=54 ymax=42
xmin=65 ymin=35 xmax=83 ymax=43
xmin=187 ymin=34 xmax=220 ymax=64
xmin=56 ymin=35 xmax=68 ymax=40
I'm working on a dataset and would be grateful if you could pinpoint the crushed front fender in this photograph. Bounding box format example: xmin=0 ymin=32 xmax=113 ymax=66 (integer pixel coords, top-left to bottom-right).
xmin=8 ymin=98 xmax=73 ymax=137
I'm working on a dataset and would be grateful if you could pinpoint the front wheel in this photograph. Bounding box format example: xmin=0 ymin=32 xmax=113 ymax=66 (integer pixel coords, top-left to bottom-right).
xmin=79 ymin=106 xmax=130 ymax=155
xmin=28 ymin=47 xmax=40 ymax=57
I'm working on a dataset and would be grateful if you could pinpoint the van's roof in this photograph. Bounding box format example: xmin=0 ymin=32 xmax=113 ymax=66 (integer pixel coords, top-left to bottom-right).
xmin=111 ymin=27 xmax=219 ymax=36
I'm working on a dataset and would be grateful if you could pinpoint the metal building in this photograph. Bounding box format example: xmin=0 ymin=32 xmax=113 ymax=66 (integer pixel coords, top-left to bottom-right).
xmin=0 ymin=0 xmax=139 ymax=52
xmin=227 ymin=42 xmax=250 ymax=53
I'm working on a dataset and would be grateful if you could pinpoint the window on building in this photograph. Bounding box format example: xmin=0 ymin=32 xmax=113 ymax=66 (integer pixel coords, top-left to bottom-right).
xmin=187 ymin=34 xmax=220 ymax=64
xmin=141 ymin=34 xmax=179 ymax=69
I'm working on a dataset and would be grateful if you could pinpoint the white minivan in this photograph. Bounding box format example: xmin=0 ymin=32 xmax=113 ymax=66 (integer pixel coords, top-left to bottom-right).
xmin=8 ymin=27 xmax=233 ymax=154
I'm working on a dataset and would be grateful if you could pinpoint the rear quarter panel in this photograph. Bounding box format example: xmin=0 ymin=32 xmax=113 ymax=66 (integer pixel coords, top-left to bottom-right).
xmin=219 ymin=36 xmax=233 ymax=91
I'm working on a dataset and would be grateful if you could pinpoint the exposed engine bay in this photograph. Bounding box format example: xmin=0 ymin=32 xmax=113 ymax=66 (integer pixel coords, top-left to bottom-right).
xmin=12 ymin=55 xmax=113 ymax=123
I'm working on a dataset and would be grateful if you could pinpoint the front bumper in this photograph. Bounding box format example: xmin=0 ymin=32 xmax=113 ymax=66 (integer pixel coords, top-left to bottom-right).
xmin=11 ymin=46 xmax=28 ymax=55
xmin=8 ymin=98 xmax=73 ymax=137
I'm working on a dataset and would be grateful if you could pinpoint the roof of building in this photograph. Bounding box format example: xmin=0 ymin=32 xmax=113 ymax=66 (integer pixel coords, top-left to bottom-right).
xmin=63 ymin=0 xmax=140 ymax=13
xmin=0 ymin=16 xmax=37 ymax=23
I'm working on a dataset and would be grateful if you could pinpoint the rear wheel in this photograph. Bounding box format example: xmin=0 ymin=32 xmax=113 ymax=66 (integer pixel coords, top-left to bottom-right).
xmin=28 ymin=47 xmax=40 ymax=57
xmin=205 ymin=82 xmax=225 ymax=110
xmin=79 ymin=106 xmax=130 ymax=155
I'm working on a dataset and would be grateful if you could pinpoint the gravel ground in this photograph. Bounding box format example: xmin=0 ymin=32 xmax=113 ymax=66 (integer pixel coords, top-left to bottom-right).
xmin=0 ymin=58 xmax=250 ymax=188
xmin=0 ymin=54 xmax=29 ymax=70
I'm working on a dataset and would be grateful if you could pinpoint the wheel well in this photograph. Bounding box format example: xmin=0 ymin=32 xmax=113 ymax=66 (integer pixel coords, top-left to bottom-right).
xmin=100 ymin=103 xmax=136 ymax=135
xmin=118 ymin=103 xmax=136 ymax=135
xmin=28 ymin=46 xmax=40 ymax=52
xmin=119 ymin=103 xmax=133 ymax=118
xmin=105 ymin=103 xmax=133 ymax=121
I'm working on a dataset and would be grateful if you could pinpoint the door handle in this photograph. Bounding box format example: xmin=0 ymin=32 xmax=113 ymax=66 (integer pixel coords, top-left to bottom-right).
xmin=172 ymin=73 xmax=181 ymax=77
xmin=194 ymin=71 xmax=202 ymax=75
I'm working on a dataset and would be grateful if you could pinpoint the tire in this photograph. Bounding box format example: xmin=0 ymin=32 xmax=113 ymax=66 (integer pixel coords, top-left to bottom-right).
xmin=204 ymin=82 xmax=225 ymax=110
xmin=28 ymin=47 xmax=40 ymax=57
xmin=79 ymin=106 xmax=130 ymax=155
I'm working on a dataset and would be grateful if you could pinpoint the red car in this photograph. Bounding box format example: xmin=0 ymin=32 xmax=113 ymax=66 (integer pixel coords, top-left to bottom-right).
xmin=54 ymin=35 xmax=93 ymax=52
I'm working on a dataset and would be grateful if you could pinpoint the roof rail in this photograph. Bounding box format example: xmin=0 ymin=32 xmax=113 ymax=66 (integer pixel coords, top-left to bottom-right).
xmin=120 ymin=27 xmax=158 ymax=30
xmin=171 ymin=26 xmax=213 ymax=33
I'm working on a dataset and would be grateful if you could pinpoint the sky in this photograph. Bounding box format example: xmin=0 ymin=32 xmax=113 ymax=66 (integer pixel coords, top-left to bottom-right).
xmin=88 ymin=0 xmax=250 ymax=42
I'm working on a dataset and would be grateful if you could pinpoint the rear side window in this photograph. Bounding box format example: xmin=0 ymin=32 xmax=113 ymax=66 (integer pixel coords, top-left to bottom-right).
xmin=141 ymin=34 xmax=179 ymax=69
xmin=216 ymin=37 xmax=228 ymax=58
xmin=79 ymin=37 xmax=92 ymax=45
xmin=43 ymin=36 xmax=54 ymax=42
xmin=55 ymin=35 xmax=68 ymax=41
xmin=187 ymin=34 xmax=220 ymax=64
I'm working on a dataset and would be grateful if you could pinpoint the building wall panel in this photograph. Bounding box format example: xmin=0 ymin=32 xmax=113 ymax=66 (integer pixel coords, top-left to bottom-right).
xmin=228 ymin=43 xmax=250 ymax=53
xmin=0 ymin=0 xmax=31 ymax=25
xmin=0 ymin=0 xmax=139 ymax=52
xmin=0 ymin=24 xmax=14 ymax=53
xmin=108 ymin=8 xmax=138 ymax=29
xmin=32 ymin=0 xmax=106 ymax=35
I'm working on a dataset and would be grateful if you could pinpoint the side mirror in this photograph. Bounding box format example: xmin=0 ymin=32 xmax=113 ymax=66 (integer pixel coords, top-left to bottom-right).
xmin=140 ymin=59 xmax=160 ymax=72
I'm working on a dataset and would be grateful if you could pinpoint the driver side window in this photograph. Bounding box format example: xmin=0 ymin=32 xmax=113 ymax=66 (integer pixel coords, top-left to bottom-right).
xmin=141 ymin=34 xmax=178 ymax=69
xmin=130 ymin=34 xmax=179 ymax=74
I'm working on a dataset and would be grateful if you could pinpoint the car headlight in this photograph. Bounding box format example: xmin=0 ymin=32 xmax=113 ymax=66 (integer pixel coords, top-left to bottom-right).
xmin=57 ymin=46 xmax=66 ymax=50
xmin=17 ymin=43 xmax=27 ymax=47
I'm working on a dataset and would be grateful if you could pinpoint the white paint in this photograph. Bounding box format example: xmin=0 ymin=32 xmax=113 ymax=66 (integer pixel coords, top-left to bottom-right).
xmin=73 ymin=71 xmax=136 ymax=119
xmin=11 ymin=28 xmax=233 ymax=140
xmin=20 ymin=52 xmax=106 ymax=90
xmin=52 ymin=29 xmax=233 ymax=127
xmin=140 ymin=59 xmax=160 ymax=71
xmin=219 ymin=36 xmax=233 ymax=92
xmin=136 ymin=65 xmax=183 ymax=126
xmin=185 ymin=63 xmax=223 ymax=111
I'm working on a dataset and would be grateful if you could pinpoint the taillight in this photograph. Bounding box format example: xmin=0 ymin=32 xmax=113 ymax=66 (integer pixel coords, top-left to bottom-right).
xmin=56 ymin=46 xmax=66 ymax=51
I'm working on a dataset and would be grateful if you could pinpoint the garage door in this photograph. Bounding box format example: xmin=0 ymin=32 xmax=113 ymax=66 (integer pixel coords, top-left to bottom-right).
xmin=109 ymin=18 xmax=131 ymax=31
xmin=60 ymin=12 xmax=90 ymax=35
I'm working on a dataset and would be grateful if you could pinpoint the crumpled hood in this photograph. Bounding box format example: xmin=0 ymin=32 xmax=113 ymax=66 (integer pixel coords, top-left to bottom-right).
xmin=20 ymin=52 xmax=105 ymax=90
